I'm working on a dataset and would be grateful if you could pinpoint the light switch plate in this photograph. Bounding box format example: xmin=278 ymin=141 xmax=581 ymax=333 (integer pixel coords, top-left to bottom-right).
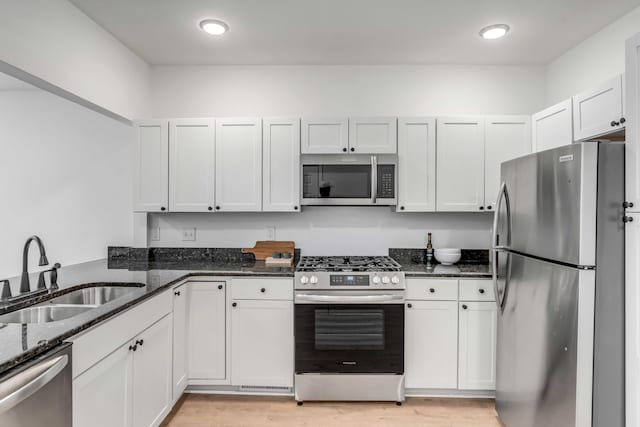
xmin=266 ymin=226 xmax=276 ymax=240
xmin=182 ymin=228 xmax=196 ymax=241
xmin=151 ymin=227 xmax=160 ymax=241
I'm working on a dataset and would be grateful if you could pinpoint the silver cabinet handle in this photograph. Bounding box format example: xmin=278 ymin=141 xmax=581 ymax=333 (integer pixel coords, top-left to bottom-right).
xmin=371 ymin=155 xmax=378 ymax=204
xmin=0 ymin=354 xmax=68 ymax=414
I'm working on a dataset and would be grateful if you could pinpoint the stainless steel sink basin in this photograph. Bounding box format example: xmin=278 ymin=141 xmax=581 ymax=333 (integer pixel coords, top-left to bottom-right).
xmin=0 ymin=305 xmax=92 ymax=324
xmin=44 ymin=286 xmax=136 ymax=307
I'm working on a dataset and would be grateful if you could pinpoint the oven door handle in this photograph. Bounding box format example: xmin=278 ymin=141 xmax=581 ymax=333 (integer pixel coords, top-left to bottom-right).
xmin=295 ymin=293 xmax=404 ymax=304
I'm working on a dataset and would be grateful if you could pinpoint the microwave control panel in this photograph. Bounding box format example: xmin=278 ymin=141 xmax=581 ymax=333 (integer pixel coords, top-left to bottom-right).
xmin=377 ymin=165 xmax=395 ymax=198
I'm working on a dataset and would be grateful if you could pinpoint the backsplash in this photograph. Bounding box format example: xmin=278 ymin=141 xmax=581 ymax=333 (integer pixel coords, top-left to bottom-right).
xmin=388 ymin=248 xmax=490 ymax=265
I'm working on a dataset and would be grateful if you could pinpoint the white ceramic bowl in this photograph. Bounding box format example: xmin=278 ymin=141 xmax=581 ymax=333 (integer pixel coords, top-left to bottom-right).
xmin=434 ymin=248 xmax=461 ymax=253
xmin=434 ymin=250 xmax=461 ymax=265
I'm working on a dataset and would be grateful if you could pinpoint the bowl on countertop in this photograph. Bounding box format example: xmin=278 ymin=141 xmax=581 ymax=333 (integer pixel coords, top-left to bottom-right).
xmin=434 ymin=248 xmax=461 ymax=265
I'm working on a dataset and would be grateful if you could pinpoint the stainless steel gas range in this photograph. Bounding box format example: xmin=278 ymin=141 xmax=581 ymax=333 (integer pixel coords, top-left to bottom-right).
xmin=294 ymin=256 xmax=406 ymax=405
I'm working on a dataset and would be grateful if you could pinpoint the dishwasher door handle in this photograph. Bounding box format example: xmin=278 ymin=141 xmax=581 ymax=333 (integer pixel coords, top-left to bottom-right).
xmin=0 ymin=354 xmax=68 ymax=414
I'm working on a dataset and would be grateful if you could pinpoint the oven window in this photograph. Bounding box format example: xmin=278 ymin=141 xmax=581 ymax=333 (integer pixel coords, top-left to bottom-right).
xmin=315 ymin=309 xmax=384 ymax=350
xmin=303 ymin=165 xmax=372 ymax=198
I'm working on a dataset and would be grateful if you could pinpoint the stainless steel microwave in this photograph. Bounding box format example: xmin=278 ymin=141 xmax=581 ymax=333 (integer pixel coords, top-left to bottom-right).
xmin=301 ymin=154 xmax=397 ymax=206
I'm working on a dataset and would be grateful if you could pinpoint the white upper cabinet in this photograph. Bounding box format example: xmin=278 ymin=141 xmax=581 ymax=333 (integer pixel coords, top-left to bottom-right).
xmin=169 ymin=119 xmax=215 ymax=212
xmin=532 ymin=99 xmax=573 ymax=152
xmin=397 ymin=117 xmax=436 ymax=212
xmin=301 ymin=117 xmax=348 ymax=154
xmin=349 ymin=117 xmax=397 ymax=154
xmin=484 ymin=116 xmax=532 ymax=209
xmin=188 ymin=282 xmax=226 ymax=381
xmin=215 ymin=118 xmax=263 ymax=211
xmin=458 ymin=301 xmax=497 ymax=390
xmin=134 ymin=120 xmax=169 ymax=212
xmin=436 ymin=117 xmax=485 ymax=212
xmin=573 ymin=75 xmax=624 ymax=141
xmin=263 ymin=118 xmax=301 ymax=212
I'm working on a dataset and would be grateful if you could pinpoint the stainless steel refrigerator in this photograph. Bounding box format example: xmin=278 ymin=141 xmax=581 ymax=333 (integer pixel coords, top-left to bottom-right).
xmin=492 ymin=141 xmax=625 ymax=427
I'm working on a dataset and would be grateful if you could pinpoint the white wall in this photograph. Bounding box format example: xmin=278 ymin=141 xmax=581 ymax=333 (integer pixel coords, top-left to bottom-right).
xmin=149 ymin=209 xmax=492 ymax=255
xmin=0 ymin=0 xmax=150 ymax=121
xmin=0 ymin=89 xmax=133 ymax=283
xmin=151 ymin=64 xmax=546 ymax=118
xmin=546 ymin=5 xmax=640 ymax=105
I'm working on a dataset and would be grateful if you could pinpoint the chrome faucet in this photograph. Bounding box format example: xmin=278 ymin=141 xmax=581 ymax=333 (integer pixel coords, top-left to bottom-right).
xmin=20 ymin=235 xmax=49 ymax=293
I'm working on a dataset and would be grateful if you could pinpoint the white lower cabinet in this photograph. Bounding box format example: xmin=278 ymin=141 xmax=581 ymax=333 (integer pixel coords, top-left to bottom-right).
xmin=405 ymin=300 xmax=458 ymax=389
xmin=458 ymin=301 xmax=497 ymax=390
xmin=171 ymin=284 xmax=188 ymax=401
xmin=73 ymin=314 xmax=173 ymax=427
xmin=230 ymin=299 xmax=294 ymax=387
xmin=187 ymin=281 xmax=227 ymax=380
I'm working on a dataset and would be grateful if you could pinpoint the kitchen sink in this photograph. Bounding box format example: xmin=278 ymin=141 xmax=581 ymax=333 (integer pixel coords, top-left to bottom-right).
xmin=44 ymin=286 xmax=137 ymax=307
xmin=0 ymin=305 xmax=93 ymax=324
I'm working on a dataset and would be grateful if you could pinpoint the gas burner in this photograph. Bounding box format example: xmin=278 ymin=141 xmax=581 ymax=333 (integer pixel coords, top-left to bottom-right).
xmin=296 ymin=256 xmax=402 ymax=273
xmin=295 ymin=256 xmax=405 ymax=290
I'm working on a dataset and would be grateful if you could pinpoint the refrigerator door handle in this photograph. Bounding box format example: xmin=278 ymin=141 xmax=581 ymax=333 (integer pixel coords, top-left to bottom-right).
xmin=492 ymin=181 xmax=511 ymax=249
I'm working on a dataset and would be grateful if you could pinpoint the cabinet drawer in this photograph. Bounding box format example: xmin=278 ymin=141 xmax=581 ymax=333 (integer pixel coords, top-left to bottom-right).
xmin=459 ymin=279 xmax=494 ymax=301
xmin=71 ymin=289 xmax=172 ymax=378
xmin=231 ymin=278 xmax=293 ymax=300
xmin=406 ymin=278 xmax=458 ymax=301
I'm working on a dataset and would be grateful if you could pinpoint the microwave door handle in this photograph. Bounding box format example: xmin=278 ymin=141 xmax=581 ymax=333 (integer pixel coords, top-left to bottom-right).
xmin=371 ymin=155 xmax=378 ymax=204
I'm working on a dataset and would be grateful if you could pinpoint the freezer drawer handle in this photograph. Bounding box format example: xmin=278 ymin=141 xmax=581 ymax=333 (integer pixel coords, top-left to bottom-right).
xmin=0 ymin=354 xmax=68 ymax=414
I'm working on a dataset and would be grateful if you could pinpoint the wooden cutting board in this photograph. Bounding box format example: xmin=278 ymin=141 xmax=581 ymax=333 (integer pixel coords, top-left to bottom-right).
xmin=242 ymin=241 xmax=295 ymax=261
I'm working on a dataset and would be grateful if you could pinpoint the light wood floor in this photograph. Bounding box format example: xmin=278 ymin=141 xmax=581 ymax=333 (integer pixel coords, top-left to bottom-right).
xmin=161 ymin=394 xmax=501 ymax=427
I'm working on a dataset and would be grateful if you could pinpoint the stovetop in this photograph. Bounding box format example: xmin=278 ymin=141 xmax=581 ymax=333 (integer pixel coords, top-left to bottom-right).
xmin=296 ymin=256 xmax=402 ymax=273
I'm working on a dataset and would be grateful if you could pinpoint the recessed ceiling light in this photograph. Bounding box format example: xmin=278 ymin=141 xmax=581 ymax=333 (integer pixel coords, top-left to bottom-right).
xmin=199 ymin=19 xmax=229 ymax=36
xmin=479 ymin=24 xmax=510 ymax=40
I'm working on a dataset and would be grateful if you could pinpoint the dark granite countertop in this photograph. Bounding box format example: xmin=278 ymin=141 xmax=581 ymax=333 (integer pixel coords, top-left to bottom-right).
xmin=0 ymin=259 xmax=294 ymax=375
xmin=399 ymin=262 xmax=492 ymax=278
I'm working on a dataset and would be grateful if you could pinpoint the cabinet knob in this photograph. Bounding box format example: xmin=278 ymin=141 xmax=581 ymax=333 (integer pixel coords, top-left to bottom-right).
xmin=160 ymin=207 xmax=166 ymax=212
xmin=620 ymin=117 xmax=626 ymax=124
xmin=129 ymin=345 xmax=137 ymax=352
xmin=407 ymin=303 xmax=412 ymax=308
xmin=623 ymin=216 xmax=634 ymax=223
xmin=342 ymin=148 xmax=347 ymax=152
xmin=208 ymin=206 xmax=213 ymax=211
xmin=350 ymin=147 xmax=355 ymax=152
xmin=462 ymin=304 xmax=468 ymax=310
xmin=260 ymin=287 xmax=266 ymax=293
xmin=232 ymin=302 xmax=237 ymax=307
xmin=479 ymin=206 xmax=485 ymax=211
xmin=136 ymin=339 xmax=144 ymax=346
xmin=218 ymin=284 xmax=223 ymax=290
xmin=174 ymin=290 xmax=181 ymax=296
xmin=400 ymin=206 xmax=405 ymax=211
xmin=216 ymin=206 xmax=221 ymax=210
xmin=294 ymin=206 xmax=299 ymax=210
xmin=429 ymin=288 xmax=435 ymax=293
xmin=479 ymin=288 xmax=485 ymax=294
xmin=611 ymin=120 xmax=620 ymax=127
xmin=487 ymin=206 xmax=492 ymax=210
xmin=624 ymin=201 xmax=635 ymax=209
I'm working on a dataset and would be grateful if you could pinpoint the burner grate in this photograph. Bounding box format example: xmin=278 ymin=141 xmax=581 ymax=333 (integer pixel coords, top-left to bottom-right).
xmin=296 ymin=256 xmax=402 ymax=272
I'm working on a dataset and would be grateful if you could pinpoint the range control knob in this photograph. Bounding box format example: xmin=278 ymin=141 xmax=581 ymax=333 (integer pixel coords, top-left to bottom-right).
xmin=310 ymin=275 xmax=319 ymax=284
xmin=372 ymin=276 xmax=381 ymax=284
xmin=300 ymin=275 xmax=309 ymax=284
xmin=381 ymin=276 xmax=391 ymax=284
xmin=391 ymin=276 xmax=400 ymax=284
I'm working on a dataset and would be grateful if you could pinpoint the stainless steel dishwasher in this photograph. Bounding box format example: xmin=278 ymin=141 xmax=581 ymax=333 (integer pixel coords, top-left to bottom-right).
xmin=0 ymin=342 xmax=72 ymax=427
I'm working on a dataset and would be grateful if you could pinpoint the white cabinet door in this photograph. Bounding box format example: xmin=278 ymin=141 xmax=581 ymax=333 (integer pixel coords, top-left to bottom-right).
xmin=231 ymin=299 xmax=294 ymax=387
xmin=484 ymin=116 xmax=531 ymax=209
xmin=73 ymin=341 xmax=133 ymax=427
xmin=215 ymin=118 xmax=262 ymax=211
xmin=188 ymin=282 xmax=226 ymax=380
xmin=626 ymin=213 xmax=640 ymax=427
xmin=436 ymin=117 xmax=485 ymax=212
xmin=263 ymin=118 xmax=301 ymax=212
xmin=169 ymin=119 xmax=215 ymax=212
xmin=573 ymin=75 xmax=624 ymax=141
xmin=172 ymin=284 xmax=188 ymax=401
xmin=397 ymin=117 xmax=436 ymax=212
xmin=132 ymin=314 xmax=173 ymax=427
xmin=626 ymin=35 xmax=640 ymax=209
xmin=458 ymin=301 xmax=497 ymax=390
xmin=349 ymin=117 xmax=397 ymax=154
xmin=532 ymin=99 xmax=573 ymax=152
xmin=405 ymin=301 xmax=458 ymax=389
xmin=134 ymin=120 xmax=169 ymax=212
xmin=301 ymin=117 xmax=348 ymax=154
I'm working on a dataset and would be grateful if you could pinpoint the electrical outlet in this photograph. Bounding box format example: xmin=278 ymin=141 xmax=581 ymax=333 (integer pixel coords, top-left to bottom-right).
xmin=266 ymin=226 xmax=276 ymax=240
xmin=151 ymin=227 xmax=160 ymax=241
xmin=182 ymin=228 xmax=196 ymax=241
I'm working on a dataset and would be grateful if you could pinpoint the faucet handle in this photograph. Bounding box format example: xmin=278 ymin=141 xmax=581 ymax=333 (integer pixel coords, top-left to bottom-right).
xmin=0 ymin=280 xmax=11 ymax=301
xmin=38 ymin=263 xmax=61 ymax=292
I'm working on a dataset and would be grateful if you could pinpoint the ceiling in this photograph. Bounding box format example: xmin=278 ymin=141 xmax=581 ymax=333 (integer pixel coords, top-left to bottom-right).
xmin=70 ymin=0 xmax=640 ymax=66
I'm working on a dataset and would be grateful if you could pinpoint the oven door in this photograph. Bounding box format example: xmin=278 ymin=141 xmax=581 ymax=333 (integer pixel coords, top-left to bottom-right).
xmin=294 ymin=294 xmax=404 ymax=374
